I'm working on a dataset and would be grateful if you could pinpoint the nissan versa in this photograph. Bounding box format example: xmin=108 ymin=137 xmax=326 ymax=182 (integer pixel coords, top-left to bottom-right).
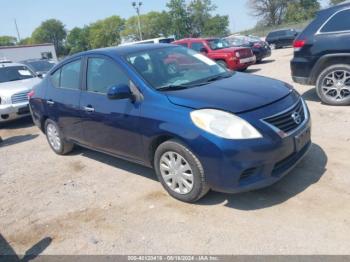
xmin=29 ymin=44 xmax=311 ymax=202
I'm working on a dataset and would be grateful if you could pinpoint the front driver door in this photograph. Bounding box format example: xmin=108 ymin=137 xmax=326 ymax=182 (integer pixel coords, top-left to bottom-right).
xmin=79 ymin=55 xmax=143 ymax=162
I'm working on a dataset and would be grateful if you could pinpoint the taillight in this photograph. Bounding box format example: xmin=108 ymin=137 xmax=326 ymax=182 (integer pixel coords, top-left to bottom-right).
xmin=28 ymin=90 xmax=35 ymax=99
xmin=293 ymin=39 xmax=306 ymax=52
xmin=235 ymin=51 xmax=241 ymax=58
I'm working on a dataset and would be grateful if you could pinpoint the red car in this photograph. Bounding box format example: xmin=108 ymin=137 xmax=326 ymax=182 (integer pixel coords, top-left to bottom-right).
xmin=173 ymin=38 xmax=256 ymax=71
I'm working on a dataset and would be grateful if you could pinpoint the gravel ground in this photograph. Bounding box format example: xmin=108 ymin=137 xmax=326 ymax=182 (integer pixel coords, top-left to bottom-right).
xmin=1 ymin=48 xmax=350 ymax=256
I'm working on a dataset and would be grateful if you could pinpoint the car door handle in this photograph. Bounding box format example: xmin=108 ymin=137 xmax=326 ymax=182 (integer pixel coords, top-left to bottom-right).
xmin=47 ymin=100 xmax=54 ymax=105
xmin=83 ymin=106 xmax=95 ymax=112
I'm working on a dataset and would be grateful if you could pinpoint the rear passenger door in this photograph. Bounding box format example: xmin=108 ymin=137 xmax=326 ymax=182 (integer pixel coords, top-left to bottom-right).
xmin=79 ymin=55 xmax=143 ymax=161
xmin=46 ymin=58 xmax=83 ymax=141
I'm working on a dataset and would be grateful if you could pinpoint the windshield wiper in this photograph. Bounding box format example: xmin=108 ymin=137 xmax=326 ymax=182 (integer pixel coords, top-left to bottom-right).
xmin=157 ymin=82 xmax=207 ymax=91
xmin=204 ymin=72 xmax=234 ymax=83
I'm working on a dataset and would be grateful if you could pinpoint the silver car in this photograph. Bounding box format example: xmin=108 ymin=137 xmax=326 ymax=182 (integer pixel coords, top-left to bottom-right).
xmin=0 ymin=63 xmax=41 ymax=123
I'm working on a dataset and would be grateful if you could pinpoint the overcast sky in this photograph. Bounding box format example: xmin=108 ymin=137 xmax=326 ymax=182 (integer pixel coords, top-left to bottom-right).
xmin=1 ymin=0 xmax=330 ymax=39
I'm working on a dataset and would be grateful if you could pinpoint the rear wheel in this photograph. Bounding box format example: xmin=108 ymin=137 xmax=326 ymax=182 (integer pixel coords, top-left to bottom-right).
xmin=154 ymin=140 xmax=209 ymax=202
xmin=316 ymin=64 xmax=350 ymax=106
xmin=216 ymin=60 xmax=227 ymax=69
xmin=45 ymin=119 xmax=74 ymax=155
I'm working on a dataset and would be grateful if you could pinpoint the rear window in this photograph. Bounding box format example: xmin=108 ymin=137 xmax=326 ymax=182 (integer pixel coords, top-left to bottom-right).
xmin=321 ymin=9 xmax=350 ymax=33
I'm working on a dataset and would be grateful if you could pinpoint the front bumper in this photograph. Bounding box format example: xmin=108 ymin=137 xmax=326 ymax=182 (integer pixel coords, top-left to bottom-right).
xmin=187 ymin=95 xmax=312 ymax=194
xmin=0 ymin=102 xmax=30 ymax=122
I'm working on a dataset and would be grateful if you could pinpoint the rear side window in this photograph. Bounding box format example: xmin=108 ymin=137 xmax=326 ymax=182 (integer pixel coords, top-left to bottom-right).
xmin=176 ymin=43 xmax=188 ymax=48
xmin=321 ymin=9 xmax=350 ymax=33
xmin=87 ymin=57 xmax=129 ymax=94
xmin=51 ymin=59 xmax=82 ymax=90
xmin=191 ymin=42 xmax=206 ymax=52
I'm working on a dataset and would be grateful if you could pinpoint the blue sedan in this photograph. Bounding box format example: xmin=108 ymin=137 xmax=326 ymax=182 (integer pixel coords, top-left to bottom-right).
xmin=29 ymin=44 xmax=311 ymax=202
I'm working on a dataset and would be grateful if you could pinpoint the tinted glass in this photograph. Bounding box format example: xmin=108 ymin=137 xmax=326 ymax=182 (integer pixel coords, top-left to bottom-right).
xmin=176 ymin=43 xmax=188 ymax=48
xmin=51 ymin=69 xmax=60 ymax=88
xmin=0 ymin=66 xmax=35 ymax=83
xmin=191 ymin=42 xmax=206 ymax=52
xmin=60 ymin=60 xmax=81 ymax=90
xmin=125 ymin=46 xmax=227 ymax=90
xmin=207 ymin=39 xmax=232 ymax=50
xmin=87 ymin=58 xmax=129 ymax=94
xmin=321 ymin=10 xmax=350 ymax=32
xmin=159 ymin=38 xmax=175 ymax=43
xmin=27 ymin=60 xmax=55 ymax=72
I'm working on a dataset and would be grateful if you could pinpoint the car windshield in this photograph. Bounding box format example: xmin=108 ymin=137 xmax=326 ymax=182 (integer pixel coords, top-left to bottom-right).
xmin=125 ymin=46 xmax=229 ymax=91
xmin=27 ymin=60 xmax=55 ymax=72
xmin=207 ymin=39 xmax=232 ymax=50
xmin=0 ymin=66 xmax=35 ymax=83
xmin=226 ymin=37 xmax=249 ymax=47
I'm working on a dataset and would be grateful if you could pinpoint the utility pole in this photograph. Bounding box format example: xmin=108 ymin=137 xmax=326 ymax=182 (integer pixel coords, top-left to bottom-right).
xmin=14 ymin=19 xmax=21 ymax=43
xmin=132 ymin=1 xmax=143 ymax=40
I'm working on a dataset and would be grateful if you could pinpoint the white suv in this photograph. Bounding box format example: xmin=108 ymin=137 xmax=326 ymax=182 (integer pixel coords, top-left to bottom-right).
xmin=0 ymin=63 xmax=41 ymax=123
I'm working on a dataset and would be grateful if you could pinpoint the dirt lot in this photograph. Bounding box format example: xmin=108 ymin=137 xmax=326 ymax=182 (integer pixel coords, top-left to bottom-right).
xmin=1 ymin=48 xmax=350 ymax=256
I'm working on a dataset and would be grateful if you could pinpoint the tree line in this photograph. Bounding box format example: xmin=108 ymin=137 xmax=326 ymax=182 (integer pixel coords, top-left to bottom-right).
xmin=0 ymin=0 xmax=345 ymax=57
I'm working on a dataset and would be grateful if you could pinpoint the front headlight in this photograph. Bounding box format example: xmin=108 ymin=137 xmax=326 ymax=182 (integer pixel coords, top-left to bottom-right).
xmin=190 ymin=109 xmax=262 ymax=140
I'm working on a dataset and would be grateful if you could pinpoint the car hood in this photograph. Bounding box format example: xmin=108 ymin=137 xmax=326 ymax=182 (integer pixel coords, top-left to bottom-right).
xmin=0 ymin=77 xmax=41 ymax=97
xmin=165 ymin=72 xmax=292 ymax=114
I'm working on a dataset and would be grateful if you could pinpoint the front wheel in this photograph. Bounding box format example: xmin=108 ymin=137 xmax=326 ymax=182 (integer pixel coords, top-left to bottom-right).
xmin=316 ymin=64 xmax=350 ymax=106
xmin=154 ymin=140 xmax=209 ymax=202
xmin=45 ymin=119 xmax=74 ymax=155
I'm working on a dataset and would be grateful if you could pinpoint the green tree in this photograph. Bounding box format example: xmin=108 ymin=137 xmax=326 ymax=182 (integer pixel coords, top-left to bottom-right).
xmin=122 ymin=11 xmax=172 ymax=41
xmin=203 ymin=15 xmax=229 ymax=37
xmin=329 ymin=0 xmax=345 ymax=5
xmin=285 ymin=0 xmax=320 ymax=22
xmin=66 ymin=27 xmax=90 ymax=54
xmin=167 ymin=0 xmax=191 ymax=38
xmin=188 ymin=0 xmax=217 ymax=36
xmin=88 ymin=16 xmax=125 ymax=48
xmin=247 ymin=0 xmax=290 ymax=25
xmin=0 ymin=36 xmax=17 ymax=46
xmin=18 ymin=37 xmax=33 ymax=45
xmin=31 ymin=19 xmax=67 ymax=56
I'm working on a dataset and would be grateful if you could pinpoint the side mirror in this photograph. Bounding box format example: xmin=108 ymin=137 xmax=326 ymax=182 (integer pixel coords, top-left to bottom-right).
xmin=107 ymin=84 xmax=133 ymax=100
xmin=200 ymin=47 xmax=208 ymax=54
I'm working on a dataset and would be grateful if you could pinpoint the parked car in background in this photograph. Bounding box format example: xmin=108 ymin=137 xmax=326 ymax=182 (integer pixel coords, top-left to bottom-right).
xmin=225 ymin=35 xmax=271 ymax=63
xmin=266 ymin=29 xmax=299 ymax=49
xmin=291 ymin=2 xmax=350 ymax=105
xmin=0 ymin=62 xmax=41 ymax=122
xmin=119 ymin=37 xmax=176 ymax=46
xmin=29 ymin=44 xmax=311 ymax=202
xmin=20 ymin=59 xmax=56 ymax=77
xmin=173 ymin=38 xmax=256 ymax=71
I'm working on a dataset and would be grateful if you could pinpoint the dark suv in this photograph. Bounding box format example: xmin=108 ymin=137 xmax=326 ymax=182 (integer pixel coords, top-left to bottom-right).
xmin=266 ymin=29 xmax=299 ymax=49
xmin=291 ymin=2 xmax=350 ymax=105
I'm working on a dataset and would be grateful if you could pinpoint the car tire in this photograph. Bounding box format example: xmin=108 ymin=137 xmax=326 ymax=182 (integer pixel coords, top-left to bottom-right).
xmin=45 ymin=119 xmax=74 ymax=155
xmin=154 ymin=139 xmax=210 ymax=203
xmin=316 ymin=64 xmax=350 ymax=106
xmin=216 ymin=60 xmax=228 ymax=69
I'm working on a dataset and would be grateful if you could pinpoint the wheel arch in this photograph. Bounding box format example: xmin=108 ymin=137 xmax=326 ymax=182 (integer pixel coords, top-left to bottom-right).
xmin=311 ymin=54 xmax=350 ymax=84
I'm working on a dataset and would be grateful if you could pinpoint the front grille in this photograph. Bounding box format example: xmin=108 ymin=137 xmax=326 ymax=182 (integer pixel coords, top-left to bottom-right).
xmin=11 ymin=91 xmax=29 ymax=104
xmin=238 ymin=48 xmax=253 ymax=58
xmin=263 ymin=99 xmax=305 ymax=134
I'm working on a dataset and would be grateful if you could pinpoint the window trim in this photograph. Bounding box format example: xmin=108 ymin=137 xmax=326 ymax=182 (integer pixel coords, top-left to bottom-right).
xmin=316 ymin=8 xmax=350 ymax=35
xmin=49 ymin=57 xmax=83 ymax=91
xmin=84 ymin=54 xmax=132 ymax=96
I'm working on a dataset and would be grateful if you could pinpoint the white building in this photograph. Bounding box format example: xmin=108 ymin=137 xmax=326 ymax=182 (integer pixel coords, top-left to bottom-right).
xmin=0 ymin=43 xmax=58 ymax=62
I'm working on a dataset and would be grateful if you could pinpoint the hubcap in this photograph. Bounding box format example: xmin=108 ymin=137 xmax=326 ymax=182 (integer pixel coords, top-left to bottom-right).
xmin=159 ymin=152 xmax=194 ymax=195
xmin=322 ymin=70 xmax=350 ymax=101
xmin=47 ymin=123 xmax=61 ymax=151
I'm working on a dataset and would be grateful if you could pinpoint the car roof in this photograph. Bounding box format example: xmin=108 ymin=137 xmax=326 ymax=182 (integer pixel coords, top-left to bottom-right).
xmin=73 ymin=43 xmax=176 ymax=58
xmin=0 ymin=62 xmax=27 ymax=68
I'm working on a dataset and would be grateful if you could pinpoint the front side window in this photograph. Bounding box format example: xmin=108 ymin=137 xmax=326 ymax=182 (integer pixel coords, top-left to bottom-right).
xmin=87 ymin=57 xmax=129 ymax=94
xmin=191 ymin=42 xmax=206 ymax=52
xmin=0 ymin=66 xmax=35 ymax=83
xmin=321 ymin=9 xmax=350 ymax=33
xmin=125 ymin=46 xmax=228 ymax=91
xmin=207 ymin=39 xmax=232 ymax=50
xmin=51 ymin=59 xmax=81 ymax=90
